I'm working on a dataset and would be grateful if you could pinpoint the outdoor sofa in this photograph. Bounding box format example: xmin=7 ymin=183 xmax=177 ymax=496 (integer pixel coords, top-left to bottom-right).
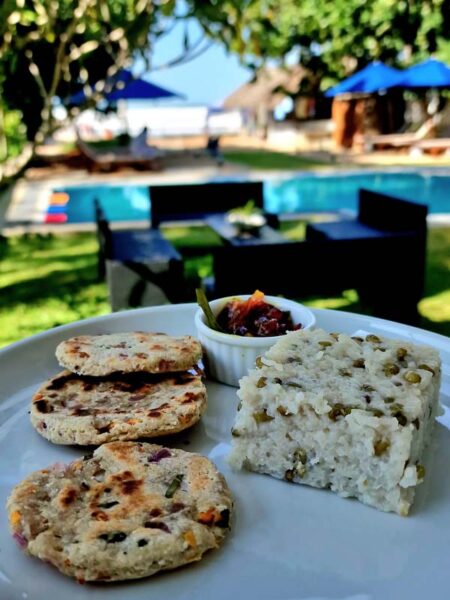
xmin=149 ymin=181 xmax=268 ymax=228
xmin=212 ymin=189 xmax=428 ymax=325
xmin=94 ymin=200 xmax=184 ymax=311
xmin=94 ymin=181 xmax=269 ymax=309
xmin=95 ymin=184 xmax=427 ymax=324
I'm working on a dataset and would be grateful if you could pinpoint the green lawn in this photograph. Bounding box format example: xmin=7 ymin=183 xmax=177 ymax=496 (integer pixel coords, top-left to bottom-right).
xmin=77 ymin=141 xmax=326 ymax=170
xmin=84 ymin=145 xmax=328 ymax=170
xmin=223 ymin=150 xmax=327 ymax=170
xmin=0 ymin=226 xmax=449 ymax=347
xmin=0 ymin=234 xmax=109 ymax=346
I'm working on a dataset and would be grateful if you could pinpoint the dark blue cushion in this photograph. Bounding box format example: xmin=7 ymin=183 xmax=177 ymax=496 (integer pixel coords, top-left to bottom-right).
xmin=307 ymin=220 xmax=408 ymax=241
xmin=111 ymin=230 xmax=181 ymax=262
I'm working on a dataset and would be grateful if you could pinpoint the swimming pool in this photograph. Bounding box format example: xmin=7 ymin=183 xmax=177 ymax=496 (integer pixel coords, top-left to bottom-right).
xmin=60 ymin=185 xmax=149 ymax=223
xmin=54 ymin=171 xmax=450 ymax=224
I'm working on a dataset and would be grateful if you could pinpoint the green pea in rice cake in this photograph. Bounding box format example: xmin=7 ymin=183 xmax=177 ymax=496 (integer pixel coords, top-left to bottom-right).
xmin=229 ymin=328 xmax=442 ymax=515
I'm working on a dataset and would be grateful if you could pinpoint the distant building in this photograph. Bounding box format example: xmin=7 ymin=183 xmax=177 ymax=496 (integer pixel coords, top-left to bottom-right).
xmin=223 ymin=66 xmax=328 ymax=134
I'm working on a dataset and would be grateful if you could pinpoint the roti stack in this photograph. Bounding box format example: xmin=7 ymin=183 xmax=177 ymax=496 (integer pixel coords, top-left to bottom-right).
xmin=31 ymin=332 xmax=206 ymax=445
xmin=10 ymin=333 xmax=234 ymax=582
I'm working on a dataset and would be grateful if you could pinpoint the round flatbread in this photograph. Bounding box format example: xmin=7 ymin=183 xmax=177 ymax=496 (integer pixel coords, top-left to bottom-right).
xmin=7 ymin=442 xmax=233 ymax=582
xmin=55 ymin=332 xmax=202 ymax=376
xmin=31 ymin=370 xmax=207 ymax=445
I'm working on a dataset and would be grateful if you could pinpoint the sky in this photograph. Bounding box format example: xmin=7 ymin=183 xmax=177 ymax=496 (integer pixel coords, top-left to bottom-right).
xmin=135 ymin=17 xmax=252 ymax=106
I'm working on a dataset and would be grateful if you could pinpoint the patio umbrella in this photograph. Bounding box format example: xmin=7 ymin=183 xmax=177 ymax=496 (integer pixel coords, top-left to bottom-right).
xmin=398 ymin=58 xmax=450 ymax=88
xmin=325 ymin=62 xmax=403 ymax=97
xmin=67 ymin=70 xmax=183 ymax=105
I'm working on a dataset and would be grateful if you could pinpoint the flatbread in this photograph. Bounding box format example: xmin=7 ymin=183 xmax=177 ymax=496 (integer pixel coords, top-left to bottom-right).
xmin=55 ymin=332 xmax=202 ymax=376
xmin=31 ymin=370 xmax=207 ymax=445
xmin=7 ymin=442 xmax=232 ymax=582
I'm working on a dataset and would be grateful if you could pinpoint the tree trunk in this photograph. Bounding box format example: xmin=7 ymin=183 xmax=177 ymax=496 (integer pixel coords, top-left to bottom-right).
xmin=0 ymin=143 xmax=34 ymax=185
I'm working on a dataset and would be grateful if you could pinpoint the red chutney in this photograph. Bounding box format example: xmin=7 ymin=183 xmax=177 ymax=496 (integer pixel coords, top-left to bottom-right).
xmin=216 ymin=291 xmax=302 ymax=337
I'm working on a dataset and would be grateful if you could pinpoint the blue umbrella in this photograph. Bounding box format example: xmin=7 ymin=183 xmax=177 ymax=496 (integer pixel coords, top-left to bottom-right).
xmin=398 ymin=58 xmax=450 ymax=88
xmin=325 ymin=62 xmax=403 ymax=97
xmin=67 ymin=70 xmax=183 ymax=105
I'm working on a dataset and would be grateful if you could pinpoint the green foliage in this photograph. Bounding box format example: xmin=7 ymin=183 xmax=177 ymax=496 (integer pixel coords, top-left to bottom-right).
xmin=276 ymin=0 xmax=450 ymax=87
xmin=224 ymin=0 xmax=450 ymax=90
xmin=0 ymin=106 xmax=27 ymax=160
xmin=0 ymin=0 xmax=156 ymax=147
xmin=1 ymin=0 xmax=448 ymax=159
xmin=228 ymin=200 xmax=262 ymax=217
xmin=0 ymin=0 xmax=272 ymax=166
xmin=186 ymin=1 xmax=278 ymax=57
xmin=1 ymin=0 xmax=449 ymax=168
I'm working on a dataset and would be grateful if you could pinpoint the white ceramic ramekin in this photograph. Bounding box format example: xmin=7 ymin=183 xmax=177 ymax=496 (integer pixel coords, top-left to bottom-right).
xmin=194 ymin=295 xmax=316 ymax=387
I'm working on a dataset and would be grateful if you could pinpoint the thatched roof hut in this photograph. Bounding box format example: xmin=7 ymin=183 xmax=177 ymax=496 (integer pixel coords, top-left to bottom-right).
xmin=223 ymin=65 xmax=307 ymax=114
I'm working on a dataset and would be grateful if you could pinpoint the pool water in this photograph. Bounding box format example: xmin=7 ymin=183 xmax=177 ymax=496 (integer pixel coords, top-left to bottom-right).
xmin=62 ymin=185 xmax=150 ymax=223
xmin=57 ymin=172 xmax=450 ymax=224
xmin=265 ymin=172 xmax=450 ymax=214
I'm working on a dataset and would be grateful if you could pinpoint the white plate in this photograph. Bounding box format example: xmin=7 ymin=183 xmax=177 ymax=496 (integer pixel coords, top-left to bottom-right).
xmin=1 ymin=305 xmax=450 ymax=600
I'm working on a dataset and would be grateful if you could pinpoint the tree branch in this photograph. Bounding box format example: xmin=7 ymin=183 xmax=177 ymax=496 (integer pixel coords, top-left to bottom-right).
xmin=150 ymin=34 xmax=213 ymax=71
xmin=0 ymin=103 xmax=7 ymax=162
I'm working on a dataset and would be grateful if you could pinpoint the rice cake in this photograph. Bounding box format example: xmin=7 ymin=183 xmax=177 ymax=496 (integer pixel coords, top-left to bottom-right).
xmin=31 ymin=370 xmax=206 ymax=445
xmin=229 ymin=328 xmax=441 ymax=515
xmin=7 ymin=442 xmax=233 ymax=582
xmin=55 ymin=332 xmax=202 ymax=376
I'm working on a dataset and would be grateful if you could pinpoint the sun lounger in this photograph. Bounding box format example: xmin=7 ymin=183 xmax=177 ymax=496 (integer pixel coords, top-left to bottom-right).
xmin=410 ymin=138 xmax=450 ymax=156
xmin=76 ymin=133 xmax=164 ymax=172
xmin=360 ymin=117 xmax=438 ymax=151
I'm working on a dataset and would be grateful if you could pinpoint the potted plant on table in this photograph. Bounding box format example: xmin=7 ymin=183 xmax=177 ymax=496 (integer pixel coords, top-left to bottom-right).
xmin=226 ymin=200 xmax=266 ymax=236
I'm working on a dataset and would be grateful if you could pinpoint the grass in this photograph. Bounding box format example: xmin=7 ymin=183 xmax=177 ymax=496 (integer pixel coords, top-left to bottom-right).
xmin=0 ymin=234 xmax=109 ymax=347
xmin=223 ymin=150 xmax=327 ymax=170
xmin=77 ymin=143 xmax=328 ymax=170
xmin=0 ymin=225 xmax=449 ymax=347
xmin=88 ymin=137 xmax=130 ymax=150
xmin=418 ymin=228 xmax=450 ymax=336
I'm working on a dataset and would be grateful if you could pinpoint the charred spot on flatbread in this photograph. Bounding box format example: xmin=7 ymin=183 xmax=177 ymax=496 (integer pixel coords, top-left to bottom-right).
xmin=30 ymin=371 xmax=206 ymax=445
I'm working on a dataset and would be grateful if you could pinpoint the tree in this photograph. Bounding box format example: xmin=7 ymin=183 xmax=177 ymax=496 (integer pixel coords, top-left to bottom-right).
xmin=0 ymin=0 xmax=256 ymax=178
xmin=0 ymin=1 xmax=152 ymax=177
xmin=216 ymin=0 xmax=450 ymax=91
xmin=2 ymin=0 xmax=448 ymax=178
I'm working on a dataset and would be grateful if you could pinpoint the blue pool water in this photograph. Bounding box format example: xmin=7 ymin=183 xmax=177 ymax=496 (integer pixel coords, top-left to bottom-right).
xmin=58 ymin=172 xmax=450 ymax=223
xmin=62 ymin=185 xmax=150 ymax=223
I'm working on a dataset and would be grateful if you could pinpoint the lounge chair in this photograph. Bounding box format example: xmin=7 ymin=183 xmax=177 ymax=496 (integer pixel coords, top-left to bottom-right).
xmin=409 ymin=138 xmax=450 ymax=156
xmin=359 ymin=116 xmax=438 ymax=151
xmin=76 ymin=131 xmax=164 ymax=172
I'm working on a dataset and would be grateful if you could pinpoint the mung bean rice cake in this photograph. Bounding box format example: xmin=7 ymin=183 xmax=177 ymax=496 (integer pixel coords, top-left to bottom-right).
xmin=229 ymin=328 xmax=442 ymax=515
